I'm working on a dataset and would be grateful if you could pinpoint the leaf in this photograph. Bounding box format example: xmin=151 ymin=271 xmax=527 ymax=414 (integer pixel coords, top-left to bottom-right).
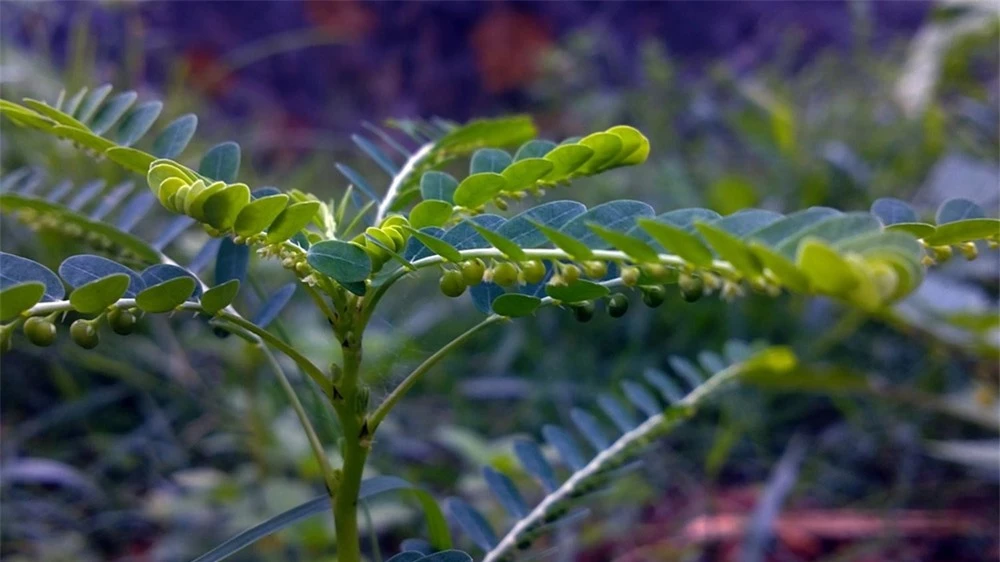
xmin=69 ymin=274 xmax=130 ymax=314
xmin=141 ymin=264 xmax=203 ymax=298
xmin=606 ymin=125 xmax=650 ymax=166
xmin=21 ymin=98 xmax=89 ymax=130
xmin=643 ymin=369 xmax=684 ymax=403
xmin=871 ymin=198 xmax=918 ymax=225
xmin=775 ymin=212 xmax=882 ymax=257
xmin=403 ymin=228 xmax=462 ymax=262
xmin=498 ymin=200 xmax=586 ymax=249
xmin=252 ymin=283 xmax=296 ymax=328
xmin=422 ymin=551 xmax=472 ymax=562
xmin=923 ymin=218 xmax=1000 ymax=245
xmin=542 ymin=144 xmax=594 ymax=180
xmin=115 ymin=101 xmax=162 ymax=146
xmin=748 ymin=242 xmax=810 ymax=292
xmin=936 ymin=198 xmax=985 ymax=224
xmin=490 ymin=294 xmax=540 ymax=317
xmin=576 ymin=132 xmax=623 ymax=173
xmin=587 ymin=223 xmax=659 ymax=262
xmin=410 ymin=200 xmax=454 ymax=229
xmin=352 ymin=134 xmax=398 ymax=175
xmin=637 ymin=218 xmax=714 ymax=266
xmin=695 ymin=222 xmax=763 ymax=275
xmin=621 ymin=381 xmax=661 ymax=418
xmin=215 ymin=238 xmax=249 ymax=285
xmin=668 ymin=356 xmax=704 ymax=389
xmin=335 ymin=163 xmax=380 ymax=203
xmin=545 ymin=280 xmax=609 ymax=303
xmin=453 ymin=173 xmax=507 ymax=208
xmin=796 ymin=239 xmax=858 ymax=295
xmin=200 ymin=142 xmax=241 ymax=183
xmin=105 ymin=146 xmax=156 ymax=174
xmin=307 ymin=240 xmax=373 ymax=284
xmin=514 ymin=139 xmax=556 ymax=161
xmin=465 ymin=222 xmax=526 ymax=261
xmin=234 ymin=194 xmax=290 ymax=237
xmin=387 ymin=553 xmax=424 ymax=562
xmin=420 ymin=171 xmax=459 ymax=203
xmin=561 ymin=200 xmax=655 ymax=249
xmin=659 ymin=208 xmax=721 ymax=230
xmin=483 ymin=467 xmax=528 ymax=519
xmin=201 ymin=280 xmax=240 ymax=314
xmin=513 ymin=439 xmax=559 ymax=492
xmin=203 ymin=183 xmax=251 ymax=231
xmin=152 ymin=114 xmax=198 ymax=158
xmin=75 ymin=84 xmax=112 ymax=123
xmin=570 ymin=408 xmax=611 ymax=451
xmin=436 ymin=115 xmax=536 ymax=153
xmin=500 ymin=157 xmax=554 ymax=191
xmin=598 ymin=394 xmax=638 ymax=432
xmin=136 ymin=276 xmax=197 ymax=313
xmin=748 ymin=207 xmax=842 ymax=246
xmin=542 ymin=425 xmax=587 ymax=470
xmin=58 ymin=255 xmax=144 ymax=297
xmin=0 ymin=282 xmax=46 ymax=321
xmin=470 ymin=148 xmax=512 ymax=175
xmin=446 ymin=498 xmax=497 ymax=550
xmin=88 ymin=90 xmax=138 ymax=135
xmin=267 ymin=201 xmax=320 ymax=243
xmin=712 ymin=209 xmax=783 ymax=236
xmin=527 ymin=221 xmax=590 ymax=259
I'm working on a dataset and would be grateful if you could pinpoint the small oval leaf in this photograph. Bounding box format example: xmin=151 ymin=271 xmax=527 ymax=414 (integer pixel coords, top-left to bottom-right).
xmin=307 ymin=240 xmax=373 ymax=284
xmin=69 ymin=274 xmax=130 ymax=314
xmin=0 ymin=282 xmax=46 ymax=321
xmin=201 ymin=279 xmax=240 ymax=314
xmin=136 ymin=276 xmax=197 ymax=313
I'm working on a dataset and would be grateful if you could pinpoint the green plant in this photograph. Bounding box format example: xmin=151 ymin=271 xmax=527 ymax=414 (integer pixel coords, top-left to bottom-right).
xmin=0 ymin=86 xmax=997 ymax=561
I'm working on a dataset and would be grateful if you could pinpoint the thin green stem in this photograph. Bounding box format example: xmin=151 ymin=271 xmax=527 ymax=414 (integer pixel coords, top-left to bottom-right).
xmin=332 ymin=336 xmax=367 ymax=562
xmin=369 ymin=314 xmax=505 ymax=431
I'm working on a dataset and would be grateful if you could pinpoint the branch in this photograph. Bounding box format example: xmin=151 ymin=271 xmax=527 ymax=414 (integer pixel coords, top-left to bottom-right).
xmin=374 ymin=142 xmax=435 ymax=225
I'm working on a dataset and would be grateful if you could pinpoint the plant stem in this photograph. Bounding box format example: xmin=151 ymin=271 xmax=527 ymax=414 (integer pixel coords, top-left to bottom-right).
xmin=332 ymin=316 xmax=368 ymax=562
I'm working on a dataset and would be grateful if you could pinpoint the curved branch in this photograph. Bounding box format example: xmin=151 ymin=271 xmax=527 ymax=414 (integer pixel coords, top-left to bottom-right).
xmin=374 ymin=142 xmax=435 ymax=225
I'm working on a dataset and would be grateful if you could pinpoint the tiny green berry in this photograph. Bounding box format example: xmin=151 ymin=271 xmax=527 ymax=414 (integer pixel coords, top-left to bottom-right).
xmin=582 ymin=260 xmax=607 ymax=279
xmin=678 ymin=273 xmax=705 ymax=302
xmin=621 ymin=266 xmax=640 ymax=287
xmin=572 ymin=300 xmax=595 ymax=323
xmin=608 ymin=293 xmax=629 ymax=318
xmin=641 ymin=285 xmax=667 ymax=308
xmin=492 ymin=262 xmax=519 ymax=286
xmin=461 ymin=259 xmax=486 ymax=285
xmin=561 ymin=263 xmax=581 ymax=284
xmin=24 ymin=316 xmax=57 ymax=347
xmin=439 ymin=270 xmax=467 ymax=298
xmin=70 ymin=320 xmax=99 ymax=349
xmin=521 ymin=260 xmax=546 ymax=284
xmin=108 ymin=308 xmax=137 ymax=336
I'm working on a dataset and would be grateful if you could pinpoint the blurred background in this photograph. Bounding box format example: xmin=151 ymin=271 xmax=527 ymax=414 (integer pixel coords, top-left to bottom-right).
xmin=0 ymin=1 xmax=998 ymax=561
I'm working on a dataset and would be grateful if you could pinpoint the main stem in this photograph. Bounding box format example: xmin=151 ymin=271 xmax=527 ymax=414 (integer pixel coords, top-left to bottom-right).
xmin=332 ymin=311 xmax=368 ymax=562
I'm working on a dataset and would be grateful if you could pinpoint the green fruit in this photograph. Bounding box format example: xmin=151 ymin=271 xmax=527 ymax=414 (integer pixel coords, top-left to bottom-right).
xmin=641 ymin=285 xmax=667 ymax=308
xmin=461 ymin=259 xmax=486 ymax=285
xmin=678 ymin=273 xmax=705 ymax=302
xmin=561 ymin=264 xmax=581 ymax=284
xmin=642 ymin=263 xmax=669 ymax=282
xmin=572 ymin=300 xmax=595 ymax=323
xmin=439 ymin=270 xmax=467 ymax=298
xmin=70 ymin=320 xmax=99 ymax=349
xmin=492 ymin=262 xmax=519 ymax=287
xmin=521 ymin=260 xmax=546 ymax=284
xmin=23 ymin=317 xmax=57 ymax=347
xmin=620 ymin=266 xmax=640 ymax=287
xmin=108 ymin=308 xmax=137 ymax=336
xmin=583 ymin=260 xmax=607 ymax=279
xmin=608 ymin=293 xmax=629 ymax=318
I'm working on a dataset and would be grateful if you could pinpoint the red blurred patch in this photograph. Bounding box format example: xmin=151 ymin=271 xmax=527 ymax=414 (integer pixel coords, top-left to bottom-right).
xmin=184 ymin=46 xmax=233 ymax=96
xmin=304 ymin=0 xmax=376 ymax=40
xmin=471 ymin=9 xmax=552 ymax=93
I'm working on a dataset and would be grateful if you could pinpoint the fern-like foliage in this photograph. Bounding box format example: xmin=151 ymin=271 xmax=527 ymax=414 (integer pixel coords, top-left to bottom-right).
xmin=444 ymin=342 xmax=797 ymax=560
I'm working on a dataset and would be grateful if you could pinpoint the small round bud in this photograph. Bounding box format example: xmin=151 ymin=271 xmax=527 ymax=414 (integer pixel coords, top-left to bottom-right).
xmin=24 ymin=317 xmax=57 ymax=347
xmin=521 ymin=260 xmax=546 ymax=284
xmin=561 ymin=264 xmax=581 ymax=284
xmin=461 ymin=259 xmax=486 ymax=286
xmin=492 ymin=262 xmax=519 ymax=287
xmin=582 ymin=260 xmax=607 ymax=279
xmin=608 ymin=293 xmax=629 ymax=318
xmin=70 ymin=320 xmax=99 ymax=349
xmin=620 ymin=266 xmax=640 ymax=287
xmin=572 ymin=301 xmax=595 ymax=323
xmin=641 ymin=285 xmax=667 ymax=308
xmin=295 ymin=261 xmax=311 ymax=275
xmin=493 ymin=197 xmax=509 ymax=211
xmin=641 ymin=263 xmax=669 ymax=282
xmin=931 ymin=245 xmax=953 ymax=262
xmin=108 ymin=308 xmax=137 ymax=336
xmin=959 ymin=242 xmax=978 ymax=261
xmin=678 ymin=273 xmax=705 ymax=302
xmin=439 ymin=270 xmax=467 ymax=298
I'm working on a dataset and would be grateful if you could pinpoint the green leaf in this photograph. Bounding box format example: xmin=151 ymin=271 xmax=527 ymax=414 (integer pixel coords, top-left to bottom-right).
xmin=203 ymin=184 xmax=252 ymax=231
xmin=136 ymin=276 xmax=197 ymax=313
xmin=695 ymin=222 xmax=762 ymax=275
xmin=576 ymin=132 xmax=623 ymax=173
xmin=587 ymin=223 xmax=659 ymax=262
xmin=923 ymin=218 xmax=1000 ymax=245
xmin=775 ymin=212 xmax=881 ymax=257
xmin=936 ymin=198 xmax=985 ymax=224
xmin=266 ymin=201 xmax=320 ymax=243
xmin=470 ymin=148 xmax=512 ymax=175
xmin=453 ymin=173 xmax=507 ymax=208
xmin=605 ymin=125 xmax=650 ymax=166
xmin=870 ymin=198 xmax=918 ymax=225
xmin=542 ymin=144 xmax=594 ymax=181
xmin=545 ymin=280 xmax=609 ymax=302
xmin=468 ymin=222 xmax=527 ymax=261
xmin=491 ymin=293 xmax=542 ymax=317
xmin=420 ymin=171 xmax=459 ymax=203
xmin=748 ymin=242 xmax=810 ymax=292
xmin=409 ymin=200 xmax=454 ymax=229
xmin=748 ymin=207 xmax=841 ymax=247
xmin=0 ymin=253 xmax=64 ymax=302
xmin=186 ymin=181 xmax=228 ymax=219
xmin=152 ymin=114 xmax=197 ymax=158
xmin=0 ymin=282 xmax=46 ymax=321
xmin=500 ymin=157 xmax=554 ymax=191
xmin=712 ymin=209 xmax=782 ymax=236
xmin=796 ymin=239 xmax=857 ymax=295
xmin=59 ymin=255 xmax=144 ymax=296
xmin=105 ymin=146 xmax=155 ymax=174
xmin=69 ymin=274 xmax=130 ymax=314
xmin=233 ymin=194 xmax=289 ymax=237
xmin=403 ymin=228 xmax=463 ymax=262
xmin=884 ymin=222 xmax=936 ymax=238
xmin=115 ymin=101 xmax=162 ymax=146
xmin=637 ymin=218 xmax=714 ymax=266
xmin=52 ymin=125 xmax=115 ymax=152
xmin=436 ymin=115 xmax=536 ymax=153
xmin=148 ymin=161 xmax=193 ymax=194
xmin=201 ymin=279 xmax=240 ymax=314
xmin=75 ymin=84 xmax=112 ymax=123
xmin=200 ymin=141 xmax=241 ymax=183
xmin=514 ymin=139 xmax=556 ymax=161
xmin=21 ymin=98 xmax=89 ymax=130
xmin=561 ymin=200 xmax=654 ymax=249
xmin=307 ymin=240 xmax=373 ymax=284
xmin=89 ymin=91 xmax=138 ymax=135
xmin=530 ymin=220 xmax=593 ymax=259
